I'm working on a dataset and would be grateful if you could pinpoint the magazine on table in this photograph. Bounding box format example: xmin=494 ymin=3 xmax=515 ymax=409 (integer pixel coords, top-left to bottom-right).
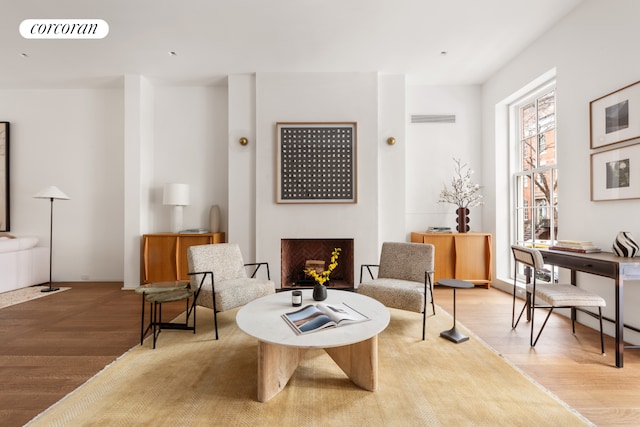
xmin=282 ymin=302 xmax=370 ymax=335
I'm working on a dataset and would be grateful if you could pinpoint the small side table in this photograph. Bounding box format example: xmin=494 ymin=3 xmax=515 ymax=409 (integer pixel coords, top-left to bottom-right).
xmin=437 ymin=278 xmax=474 ymax=343
xmin=135 ymin=281 xmax=194 ymax=348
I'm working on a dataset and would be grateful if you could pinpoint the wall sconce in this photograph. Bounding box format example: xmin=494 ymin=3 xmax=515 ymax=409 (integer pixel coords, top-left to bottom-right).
xmin=163 ymin=183 xmax=190 ymax=233
xmin=387 ymin=137 xmax=396 ymax=145
xmin=239 ymin=137 xmax=249 ymax=146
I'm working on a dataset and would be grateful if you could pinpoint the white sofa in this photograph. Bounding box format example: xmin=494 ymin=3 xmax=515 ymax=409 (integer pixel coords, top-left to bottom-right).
xmin=0 ymin=236 xmax=49 ymax=294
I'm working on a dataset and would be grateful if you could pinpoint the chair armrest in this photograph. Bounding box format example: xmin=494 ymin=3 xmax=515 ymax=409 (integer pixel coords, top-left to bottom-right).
xmin=188 ymin=271 xmax=215 ymax=294
xmin=244 ymin=262 xmax=271 ymax=280
xmin=359 ymin=264 xmax=379 ymax=283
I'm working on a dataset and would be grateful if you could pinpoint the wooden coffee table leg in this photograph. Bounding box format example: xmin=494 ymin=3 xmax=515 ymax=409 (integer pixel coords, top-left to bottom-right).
xmin=324 ymin=334 xmax=378 ymax=391
xmin=257 ymin=340 xmax=307 ymax=402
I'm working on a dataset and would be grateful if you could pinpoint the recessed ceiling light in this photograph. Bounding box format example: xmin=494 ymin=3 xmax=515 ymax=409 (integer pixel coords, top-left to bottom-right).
xmin=168 ymin=51 xmax=177 ymax=57
xmin=20 ymin=52 xmax=29 ymax=58
xmin=440 ymin=51 xmax=448 ymax=56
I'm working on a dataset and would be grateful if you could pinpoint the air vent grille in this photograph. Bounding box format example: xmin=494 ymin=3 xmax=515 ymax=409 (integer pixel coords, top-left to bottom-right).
xmin=411 ymin=114 xmax=455 ymax=124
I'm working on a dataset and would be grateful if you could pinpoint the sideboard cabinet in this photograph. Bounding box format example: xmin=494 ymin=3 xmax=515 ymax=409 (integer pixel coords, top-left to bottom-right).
xmin=141 ymin=232 xmax=225 ymax=284
xmin=410 ymin=232 xmax=492 ymax=288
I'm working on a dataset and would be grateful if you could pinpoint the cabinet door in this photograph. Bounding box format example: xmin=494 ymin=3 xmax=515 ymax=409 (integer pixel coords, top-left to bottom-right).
xmin=420 ymin=234 xmax=455 ymax=283
xmin=453 ymin=234 xmax=492 ymax=283
xmin=143 ymin=235 xmax=178 ymax=283
xmin=176 ymin=235 xmax=213 ymax=280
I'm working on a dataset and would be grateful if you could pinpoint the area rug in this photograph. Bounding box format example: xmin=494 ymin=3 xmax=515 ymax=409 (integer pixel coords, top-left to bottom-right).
xmin=27 ymin=306 xmax=593 ymax=426
xmin=0 ymin=286 xmax=70 ymax=309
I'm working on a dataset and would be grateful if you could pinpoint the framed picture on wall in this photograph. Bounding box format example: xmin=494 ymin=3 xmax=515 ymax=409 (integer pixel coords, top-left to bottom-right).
xmin=276 ymin=122 xmax=357 ymax=204
xmin=591 ymin=142 xmax=640 ymax=201
xmin=590 ymin=80 xmax=640 ymax=149
xmin=0 ymin=122 xmax=9 ymax=231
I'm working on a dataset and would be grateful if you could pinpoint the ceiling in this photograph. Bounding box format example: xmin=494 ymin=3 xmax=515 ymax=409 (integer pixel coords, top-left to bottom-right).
xmin=0 ymin=0 xmax=584 ymax=89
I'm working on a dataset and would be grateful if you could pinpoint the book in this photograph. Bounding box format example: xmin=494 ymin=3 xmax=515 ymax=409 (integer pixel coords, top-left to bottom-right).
xmin=427 ymin=226 xmax=452 ymax=233
xmin=550 ymin=239 xmax=601 ymax=253
xmin=282 ymin=302 xmax=370 ymax=335
xmin=549 ymin=246 xmax=602 ymax=253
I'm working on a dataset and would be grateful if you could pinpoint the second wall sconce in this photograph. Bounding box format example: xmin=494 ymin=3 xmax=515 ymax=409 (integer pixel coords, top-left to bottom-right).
xmin=239 ymin=137 xmax=249 ymax=146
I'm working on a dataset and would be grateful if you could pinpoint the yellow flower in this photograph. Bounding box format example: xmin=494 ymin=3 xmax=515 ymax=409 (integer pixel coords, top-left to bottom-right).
xmin=305 ymin=248 xmax=341 ymax=285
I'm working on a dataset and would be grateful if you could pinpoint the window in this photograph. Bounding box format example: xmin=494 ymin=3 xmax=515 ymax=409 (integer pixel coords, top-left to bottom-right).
xmin=512 ymin=85 xmax=558 ymax=281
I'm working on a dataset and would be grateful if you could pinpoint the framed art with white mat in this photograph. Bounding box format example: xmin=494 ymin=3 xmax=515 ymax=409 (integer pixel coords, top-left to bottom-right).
xmin=590 ymin=80 xmax=640 ymax=149
xmin=591 ymin=141 xmax=640 ymax=201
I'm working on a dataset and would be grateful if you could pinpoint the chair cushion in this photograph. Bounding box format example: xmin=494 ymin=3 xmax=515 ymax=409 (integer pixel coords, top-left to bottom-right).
xmin=533 ymin=284 xmax=606 ymax=307
xmin=196 ymin=278 xmax=275 ymax=312
xmin=358 ymin=278 xmax=425 ymax=313
xmin=378 ymin=242 xmax=434 ymax=283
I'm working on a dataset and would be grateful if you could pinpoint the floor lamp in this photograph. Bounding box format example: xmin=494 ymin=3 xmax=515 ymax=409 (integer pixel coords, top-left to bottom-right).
xmin=33 ymin=186 xmax=70 ymax=292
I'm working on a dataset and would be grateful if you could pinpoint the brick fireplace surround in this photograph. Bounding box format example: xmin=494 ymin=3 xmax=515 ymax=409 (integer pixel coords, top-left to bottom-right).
xmin=280 ymin=238 xmax=354 ymax=290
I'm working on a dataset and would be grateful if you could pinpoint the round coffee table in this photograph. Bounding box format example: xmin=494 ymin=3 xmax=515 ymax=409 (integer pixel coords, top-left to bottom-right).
xmin=236 ymin=289 xmax=390 ymax=402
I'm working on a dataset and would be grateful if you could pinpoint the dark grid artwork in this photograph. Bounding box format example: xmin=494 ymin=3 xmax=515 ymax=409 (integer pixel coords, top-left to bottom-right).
xmin=277 ymin=123 xmax=356 ymax=202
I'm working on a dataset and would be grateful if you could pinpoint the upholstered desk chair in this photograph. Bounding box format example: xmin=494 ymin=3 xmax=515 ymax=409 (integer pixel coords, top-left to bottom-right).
xmin=187 ymin=243 xmax=275 ymax=339
xmin=358 ymin=242 xmax=435 ymax=340
xmin=511 ymin=245 xmax=605 ymax=354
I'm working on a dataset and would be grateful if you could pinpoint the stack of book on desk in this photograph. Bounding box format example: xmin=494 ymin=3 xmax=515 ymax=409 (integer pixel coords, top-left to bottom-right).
xmin=427 ymin=226 xmax=452 ymax=233
xmin=549 ymin=240 xmax=602 ymax=253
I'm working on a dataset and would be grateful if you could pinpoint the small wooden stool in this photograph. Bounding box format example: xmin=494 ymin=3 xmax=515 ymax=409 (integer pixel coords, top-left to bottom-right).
xmin=437 ymin=278 xmax=474 ymax=343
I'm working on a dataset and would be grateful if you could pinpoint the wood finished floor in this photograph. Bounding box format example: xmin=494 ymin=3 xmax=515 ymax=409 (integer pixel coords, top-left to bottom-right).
xmin=1 ymin=282 xmax=639 ymax=426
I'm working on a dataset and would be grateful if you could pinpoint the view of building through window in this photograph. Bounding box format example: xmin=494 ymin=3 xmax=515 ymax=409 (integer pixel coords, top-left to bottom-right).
xmin=513 ymin=88 xmax=558 ymax=248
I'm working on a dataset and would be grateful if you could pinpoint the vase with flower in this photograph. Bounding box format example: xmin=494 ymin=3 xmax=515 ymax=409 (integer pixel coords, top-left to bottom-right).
xmin=304 ymin=248 xmax=342 ymax=301
xmin=438 ymin=158 xmax=483 ymax=233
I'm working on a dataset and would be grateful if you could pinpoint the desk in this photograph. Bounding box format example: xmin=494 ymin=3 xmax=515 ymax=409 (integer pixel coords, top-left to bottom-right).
xmin=540 ymin=249 xmax=640 ymax=368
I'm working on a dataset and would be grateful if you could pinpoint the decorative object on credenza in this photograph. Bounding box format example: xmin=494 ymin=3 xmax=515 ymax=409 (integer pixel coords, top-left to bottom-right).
xmin=33 ymin=186 xmax=70 ymax=292
xmin=209 ymin=204 xmax=221 ymax=233
xmin=590 ymin=142 xmax=640 ymax=201
xmin=163 ymin=183 xmax=190 ymax=233
xmin=304 ymin=248 xmax=341 ymax=301
xmin=590 ymin=80 xmax=640 ymax=149
xmin=438 ymin=158 xmax=483 ymax=232
xmin=276 ymin=122 xmax=357 ymax=204
xmin=612 ymin=231 xmax=639 ymax=258
xmin=0 ymin=122 xmax=9 ymax=232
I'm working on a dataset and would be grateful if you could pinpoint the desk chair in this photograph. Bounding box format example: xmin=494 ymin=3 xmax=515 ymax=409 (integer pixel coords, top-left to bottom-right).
xmin=511 ymin=245 xmax=605 ymax=354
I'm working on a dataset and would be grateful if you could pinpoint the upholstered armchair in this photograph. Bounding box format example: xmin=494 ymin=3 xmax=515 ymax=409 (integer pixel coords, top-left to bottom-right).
xmin=358 ymin=242 xmax=435 ymax=340
xmin=187 ymin=243 xmax=275 ymax=339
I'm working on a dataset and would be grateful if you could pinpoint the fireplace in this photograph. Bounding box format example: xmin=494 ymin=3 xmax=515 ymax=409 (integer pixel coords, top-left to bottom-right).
xmin=281 ymin=238 xmax=354 ymax=290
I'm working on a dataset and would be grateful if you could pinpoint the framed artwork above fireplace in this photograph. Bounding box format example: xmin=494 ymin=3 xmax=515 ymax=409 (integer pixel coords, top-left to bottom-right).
xmin=276 ymin=122 xmax=357 ymax=204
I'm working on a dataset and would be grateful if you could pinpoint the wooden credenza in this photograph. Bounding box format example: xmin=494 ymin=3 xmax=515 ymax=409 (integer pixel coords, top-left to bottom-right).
xmin=141 ymin=232 xmax=226 ymax=284
xmin=410 ymin=232 xmax=492 ymax=288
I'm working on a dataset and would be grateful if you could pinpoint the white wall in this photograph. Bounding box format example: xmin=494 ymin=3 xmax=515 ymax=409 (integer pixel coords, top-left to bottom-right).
xmin=0 ymin=88 xmax=124 ymax=282
xmin=252 ymin=72 xmax=384 ymax=287
xmin=482 ymin=0 xmax=640 ymax=342
xmin=405 ymin=85 xmax=483 ymax=235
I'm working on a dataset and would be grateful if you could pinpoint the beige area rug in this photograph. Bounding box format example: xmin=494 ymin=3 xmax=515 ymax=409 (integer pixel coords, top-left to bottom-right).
xmin=27 ymin=305 xmax=593 ymax=427
xmin=0 ymin=286 xmax=70 ymax=309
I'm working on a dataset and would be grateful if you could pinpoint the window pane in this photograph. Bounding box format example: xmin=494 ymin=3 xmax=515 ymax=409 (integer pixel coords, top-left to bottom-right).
xmin=521 ymin=137 xmax=537 ymax=170
xmin=521 ymin=103 xmax=536 ymax=138
xmin=538 ymin=90 xmax=555 ymax=134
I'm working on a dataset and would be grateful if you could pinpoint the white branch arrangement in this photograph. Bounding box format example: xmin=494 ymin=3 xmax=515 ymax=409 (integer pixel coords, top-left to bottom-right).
xmin=438 ymin=158 xmax=483 ymax=208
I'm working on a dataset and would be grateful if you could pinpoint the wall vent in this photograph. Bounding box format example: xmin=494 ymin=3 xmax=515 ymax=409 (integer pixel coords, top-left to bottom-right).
xmin=411 ymin=114 xmax=456 ymax=124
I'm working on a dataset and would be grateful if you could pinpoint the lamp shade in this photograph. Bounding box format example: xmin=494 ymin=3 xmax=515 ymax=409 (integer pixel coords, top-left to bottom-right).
xmin=163 ymin=183 xmax=190 ymax=206
xmin=33 ymin=186 xmax=70 ymax=200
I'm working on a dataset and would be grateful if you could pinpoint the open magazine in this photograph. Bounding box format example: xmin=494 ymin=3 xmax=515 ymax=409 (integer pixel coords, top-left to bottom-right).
xmin=282 ymin=302 xmax=370 ymax=335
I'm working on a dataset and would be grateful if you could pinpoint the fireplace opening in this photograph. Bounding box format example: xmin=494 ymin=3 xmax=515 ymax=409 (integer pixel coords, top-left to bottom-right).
xmin=281 ymin=238 xmax=354 ymax=290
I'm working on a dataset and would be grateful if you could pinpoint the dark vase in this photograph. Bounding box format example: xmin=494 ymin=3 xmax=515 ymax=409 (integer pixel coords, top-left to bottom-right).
xmin=313 ymin=283 xmax=327 ymax=301
xmin=456 ymin=207 xmax=470 ymax=233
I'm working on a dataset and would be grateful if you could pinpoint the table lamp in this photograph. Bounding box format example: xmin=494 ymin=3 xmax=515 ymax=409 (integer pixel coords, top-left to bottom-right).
xmin=163 ymin=183 xmax=190 ymax=232
xmin=33 ymin=185 xmax=70 ymax=292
